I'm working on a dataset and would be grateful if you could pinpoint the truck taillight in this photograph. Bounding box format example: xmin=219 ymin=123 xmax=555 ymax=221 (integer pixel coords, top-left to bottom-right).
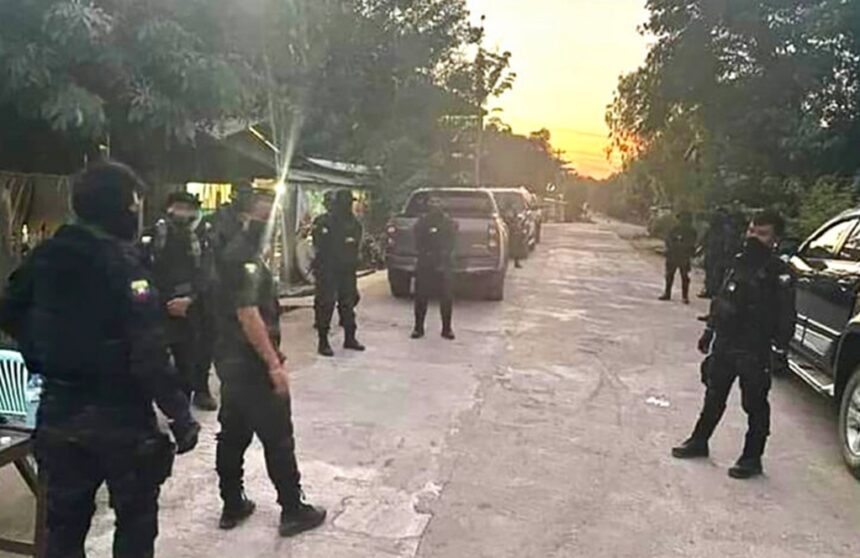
xmin=386 ymin=224 xmax=397 ymax=247
xmin=488 ymin=224 xmax=499 ymax=249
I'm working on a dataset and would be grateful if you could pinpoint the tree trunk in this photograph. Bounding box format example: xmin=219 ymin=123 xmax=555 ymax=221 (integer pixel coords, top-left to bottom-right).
xmin=0 ymin=185 xmax=16 ymax=284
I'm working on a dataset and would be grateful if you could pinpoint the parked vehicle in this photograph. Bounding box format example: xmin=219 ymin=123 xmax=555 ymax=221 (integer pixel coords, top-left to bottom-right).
xmin=489 ymin=188 xmax=541 ymax=249
xmin=786 ymin=208 xmax=860 ymax=478
xmin=386 ymin=188 xmax=509 ymax=300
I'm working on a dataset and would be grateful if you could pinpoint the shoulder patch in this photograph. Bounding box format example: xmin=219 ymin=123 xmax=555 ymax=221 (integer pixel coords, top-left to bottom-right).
xmin=778 ymin=273 xmax=792 ymax=286
xmin=131 ymin=279 xmax=152 ymax=301
xmin=244 ymin=262 xmax=259 ymax=275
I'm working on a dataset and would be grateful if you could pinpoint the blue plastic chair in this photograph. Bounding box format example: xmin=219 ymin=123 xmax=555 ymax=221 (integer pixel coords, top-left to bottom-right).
xmin=0 ymin=350 xmax=29 ymax=423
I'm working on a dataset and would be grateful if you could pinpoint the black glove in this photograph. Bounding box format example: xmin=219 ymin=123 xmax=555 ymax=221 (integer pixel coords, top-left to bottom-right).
xmin=170 ymin=418 xmax=201 ymax=455
xmin=770 ymin=347 xmax=789 ymax=376
xmin=698 ymin=329 xmax=715 ymax=355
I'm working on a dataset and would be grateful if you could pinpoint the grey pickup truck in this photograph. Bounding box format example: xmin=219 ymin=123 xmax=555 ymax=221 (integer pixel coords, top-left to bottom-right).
xmin=385 ymin=188 xmax=510 ymax=300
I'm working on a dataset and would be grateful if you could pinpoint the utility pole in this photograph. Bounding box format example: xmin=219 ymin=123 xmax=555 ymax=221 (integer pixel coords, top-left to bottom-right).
xmin=474 ymin=15 xmax=486 ymax=188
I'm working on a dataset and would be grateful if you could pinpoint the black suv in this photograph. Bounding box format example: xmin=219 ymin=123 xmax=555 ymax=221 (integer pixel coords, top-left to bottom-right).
xmin=787 ymin=209 xmax=860 ymax=478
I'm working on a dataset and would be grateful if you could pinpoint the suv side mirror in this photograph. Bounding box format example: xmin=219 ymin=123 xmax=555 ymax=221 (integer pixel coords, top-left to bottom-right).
xmin=778 ymin=238 xmax=801 ymax=257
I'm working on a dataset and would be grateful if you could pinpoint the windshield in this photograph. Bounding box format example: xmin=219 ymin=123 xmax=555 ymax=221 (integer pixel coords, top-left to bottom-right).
xmin=405 ymin=191 xmax=495 ymax=218
xmin=493 ymin=192 xmax=528 ymax=213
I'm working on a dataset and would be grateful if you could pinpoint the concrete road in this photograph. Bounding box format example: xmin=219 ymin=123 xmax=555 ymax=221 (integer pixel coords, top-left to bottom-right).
xmin=3 ymin=222 xmax=860 ymax=557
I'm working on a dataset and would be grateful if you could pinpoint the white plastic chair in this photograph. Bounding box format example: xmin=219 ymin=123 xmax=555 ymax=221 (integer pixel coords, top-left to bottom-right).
xmin=0 ymin=350 xmax=28 ymax=422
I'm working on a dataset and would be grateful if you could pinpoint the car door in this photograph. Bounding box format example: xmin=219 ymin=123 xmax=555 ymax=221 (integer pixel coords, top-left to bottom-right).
xmin=792 ymin=217 xmax=860 ymax=372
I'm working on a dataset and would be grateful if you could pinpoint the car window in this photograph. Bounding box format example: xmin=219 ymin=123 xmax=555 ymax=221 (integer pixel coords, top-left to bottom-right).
xmin=405 ymin=192 xmax=494 ymax=218
xmin=839 ymin=222 xmax=860 ymax=260
xmin=803 ymin=219 xmax=858 ymax=260
xmin=493 ymin=192 xmax=527 ymax=212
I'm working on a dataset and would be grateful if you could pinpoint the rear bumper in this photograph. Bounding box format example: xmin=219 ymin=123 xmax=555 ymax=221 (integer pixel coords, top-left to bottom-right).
xmin=387 ymin=254 xmax=504 ymax=276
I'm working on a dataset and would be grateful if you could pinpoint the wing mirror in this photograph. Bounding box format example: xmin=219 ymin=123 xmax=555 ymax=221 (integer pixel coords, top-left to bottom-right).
xmin=777 ymin=238 xmax=801 ymax=257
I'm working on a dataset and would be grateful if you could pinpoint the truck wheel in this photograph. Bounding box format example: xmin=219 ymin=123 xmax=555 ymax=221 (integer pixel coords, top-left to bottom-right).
xmin=485 ymin=271 xmax=505 ymax=301
xmin=839 ymin=367 xmax=860 ymax=479
xmin=388 ymin=270 xmax=411 ymax=299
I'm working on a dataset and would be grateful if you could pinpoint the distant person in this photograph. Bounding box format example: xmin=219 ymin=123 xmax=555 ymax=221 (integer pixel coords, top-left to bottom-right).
xmin=672 ymin=210 xmax=796 ymax=479
xmin=412 ymin=195 xmax=458 ymax=340
xmin=502 ymin=202 xmax=527 ymax=269
xmin=214 ymin=187 xmax=326 ymax=536
xmin=659 ymin=212 xmax=697 ymax=304
xmin=312 ymin=189 xmax=365 ymax=357
xmin=141 ymin=192 xmax=217 ymax=411
xmin=0 ymin=161 xmax=199 ymax=557
xmin=699 ymin=208 xmax=731 ymax=299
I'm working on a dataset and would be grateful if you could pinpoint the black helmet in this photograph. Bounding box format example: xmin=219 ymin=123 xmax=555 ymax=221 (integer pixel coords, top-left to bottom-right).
xmin=71 ymin=161 xmax=146 ymax=241
xmin=332 ymin=189 xmax=355 ymax=214
xmin=165 ymin=191 xmax=201 ymax=209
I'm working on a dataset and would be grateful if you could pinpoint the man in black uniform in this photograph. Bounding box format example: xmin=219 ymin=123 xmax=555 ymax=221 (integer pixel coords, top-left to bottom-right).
xmin=672 ymin=210 xmax=796 ymax=479
xmin=312 ymin=189 xmax=365 ymax=357
xmin=412 ymin=195 xmax=459 ymax=340
xmin=214 ymin=188 xmax=326 ymax=537
xmin=0 ymin=161 xmax=199 ymax=557
xmin=141 ymin=192 xmax=217 ymax=411
xmin=659 ymin=211 xmax=697 ymax=304
xmin=502 ymin=201 xmax=526 ymax=269
xmin=699 ymin=208 xmax=730 ymax=299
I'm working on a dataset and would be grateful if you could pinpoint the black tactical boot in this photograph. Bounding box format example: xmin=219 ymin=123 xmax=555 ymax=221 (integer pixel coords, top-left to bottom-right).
xmin=411 ymin=327 xmax=425 ymax=339
xmin=279 ymin=502 xmax=327 ymax=538
xmin=671 ymin=438 xmax=710 ymax=459
xmin=728 ymin=458 xmax=763 ymax=479
xmin=441 ymin=329 xmax=456 ymax=340
xmin=318 ymin=332 xmax=335 ymax=357
xmin=219 ymin=496 xmax=256 ymax=530
xmin=343 ymin=329 xmax=366 ymax=351
xmin=193 ymin=390 xmax=218 ymax=412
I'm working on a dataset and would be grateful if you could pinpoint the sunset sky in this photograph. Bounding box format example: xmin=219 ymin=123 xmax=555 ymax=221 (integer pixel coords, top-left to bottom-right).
xmin=466 ymin=0 xmax=650 ymax=179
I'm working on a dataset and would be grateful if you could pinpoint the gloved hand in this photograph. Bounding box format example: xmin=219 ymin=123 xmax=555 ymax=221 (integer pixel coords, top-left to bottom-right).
xmin=698 ymin=329 xmax=715 ymax=355
xmin=170 ymin=418 xmax=201 ymax=455
xmin=770 ymin=347 xmax=789 ymax=376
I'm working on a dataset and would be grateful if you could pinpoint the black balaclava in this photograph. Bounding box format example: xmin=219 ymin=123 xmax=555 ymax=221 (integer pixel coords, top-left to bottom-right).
xmin=71 ymin=161 xmax=145 ymax=241
xmin=742 ymin=236 xmax=772 ymax=263
xmin=333 ymin=189 xmax=354 ymax=217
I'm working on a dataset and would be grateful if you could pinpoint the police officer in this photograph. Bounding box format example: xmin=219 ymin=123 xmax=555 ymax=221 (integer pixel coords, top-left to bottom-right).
xmin=192 ymin=213 xmax=219 ymax=411
xmin=699 ymin=208 xmax=730 ymax=299
xmin=312 ymin=189 xmax=365 ymax=357
xmin=141 ymin=192 xmax=216 ymax=411
xmin=502 ymin=201 xmax=526 ymax=269
xmin=214 ymin=187 xmax=326 ymax=536
xmin=411 ymin=195 xmax=459 ymax=340
xmin=672 ymin=210 xmax=796 ymax=479
xmin=659 ymin=211 xmax=697 ymax=304
xmin=0 ymin=161 xmax=199 ymax=557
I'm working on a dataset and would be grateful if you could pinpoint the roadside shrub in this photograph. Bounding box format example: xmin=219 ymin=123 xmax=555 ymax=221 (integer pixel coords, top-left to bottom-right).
xmin=648 ymin=212 xmax=677 ymax=239
xmin=795 ymin=177 xmax=855 ymax=238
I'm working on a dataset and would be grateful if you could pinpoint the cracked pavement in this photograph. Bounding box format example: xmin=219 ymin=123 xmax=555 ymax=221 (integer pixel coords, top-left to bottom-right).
xmin=3 ymin=222 xmax=860 ymax=557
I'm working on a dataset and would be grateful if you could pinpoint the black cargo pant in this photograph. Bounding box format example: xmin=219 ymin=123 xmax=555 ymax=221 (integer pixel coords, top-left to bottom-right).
xmin=704 ymin=254 xmax=726 ymax=297
xmin=167 ymin=317 xmax=203 ymax=397
xmin=414 ymin=266 xmax=453 ymax=333
xmin=691 ymin=348 xmax=772 ymax=461
xmin=35 ymin=426 xmax=174 ymax=558
xmin=215 ymin=362 xmax=302 ymax=509
xmin=664 ymin=257 xmax=691 ymax=300
xmin=192 ymin=296 xmax=216 ymax=395
xmin=314 ymin=269 xmax=359 ymax=335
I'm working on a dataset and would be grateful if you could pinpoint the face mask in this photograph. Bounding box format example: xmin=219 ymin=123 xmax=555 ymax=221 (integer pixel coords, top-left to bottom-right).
xmin=169 ymin=214 xmax=195 ymax=228
xmin=743 ymin=237 xmax=772 ymax=261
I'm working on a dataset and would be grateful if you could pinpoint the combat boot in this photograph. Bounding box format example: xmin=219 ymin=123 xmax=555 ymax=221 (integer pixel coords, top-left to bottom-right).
xmin=671 ymin=438 xmax=709 ymax=459
xmin=411 ymin=327 xmax=425 ymax=339
xmin=728 ymin=458 xmax=763 ymax=479
xmin=279 ymin=502 xmax=327 ymax=538
xmin=219 ymin=495 xmax=256 ymax=530
xmin=343 ymin=329 xmax=366 ymax=351
xmin=318 ymin=332 xmax=335 ymax=357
